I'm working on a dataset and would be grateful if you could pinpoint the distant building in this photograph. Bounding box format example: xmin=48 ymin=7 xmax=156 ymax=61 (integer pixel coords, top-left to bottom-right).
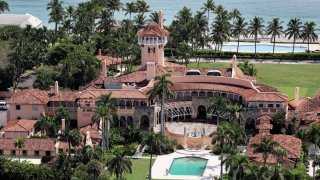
xmin=0 ymin=119 xmax=36 ymax=138
xmin=0 ymin=13 xmax=42 ymax=28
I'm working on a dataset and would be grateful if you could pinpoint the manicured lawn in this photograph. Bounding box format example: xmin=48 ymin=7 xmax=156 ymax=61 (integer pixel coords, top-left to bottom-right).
xmin=188 ymin=62 xmax=320 ymax=99
xmin=111 ymin=158 xmax=155 ymax=180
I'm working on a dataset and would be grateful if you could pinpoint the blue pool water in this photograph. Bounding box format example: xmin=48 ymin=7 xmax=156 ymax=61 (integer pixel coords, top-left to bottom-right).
xmin=222 ymin=44 xmax=306 ymax=53
xmin=169 ymin=157 xmax=208 ymax=176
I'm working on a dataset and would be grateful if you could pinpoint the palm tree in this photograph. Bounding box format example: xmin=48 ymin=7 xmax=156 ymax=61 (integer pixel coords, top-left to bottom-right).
xmin=251 ymin=137 xmax=279 ymax=166
xmin=35 ymin=114 xmax=59 ymax=137
xmin=229 ymin=9 xmax=241 ymax=24
xmin=107 ymin=151 xmax=132 ymax=179
xmin=300 ymin=21 xmax=319 ymax=57
xmin=140 ymin=131 xmax=158 ymax=180
xmin=244 ymin=163 xmax=270 ymax=180
xmin=86 ymin=160 xmax=103 ymax=180
xmin=92 ymin=93 xmax=117 ymax=154
xmin=232 ymin=17 xmax=248 ymax=54
xmin=148 ymin=73 xmax=174 ymax=134
xmin=136 ymin=0 xmax=150 ymax=16
xmin=106 ymin=0 xmax=122 ymax=19
xmin=266 ymin=18 xmax=284 ymax=54
xmin=47 ymin=0 xmax=65 ymax=34
xmin=14 ymin=137 xmax=25 ymax=162
xmin=248 ymin=16 xmax=265 ymax=57
xmin=212 ymin=121 xmax=233 ymax=180
xmin=225 ymin=155 xmax=249 ymax=180
xmin=227 ymin=103 xmax=246 ymax=124
xmin=149 ymin=11 xmax=159 ymax=24
xmin=0 ymin=0 xmax=9 ymax=13
xmin=208 ymin=96 xmax=230 ymax=126
xmin=285 ymin=18 xmax=303 ymax=58
xmin=66 ymin=129 xmax=82 ymax=156
xmin=201 ymin=0 xmax=215 ymax=34
xmin=123 ymin=2 xmax=137 ymax=20
xmin=237 ymin=60 xmax=257 ymax=76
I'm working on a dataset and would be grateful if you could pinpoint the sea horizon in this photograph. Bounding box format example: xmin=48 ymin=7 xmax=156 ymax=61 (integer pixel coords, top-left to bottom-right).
xmin=6 ymin=0 xmax=320 ymax=32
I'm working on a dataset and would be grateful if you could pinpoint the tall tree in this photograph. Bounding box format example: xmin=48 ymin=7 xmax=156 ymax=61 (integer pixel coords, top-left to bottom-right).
xmin=0 ymin=0 xmax=9 ymax=13
xmin=248 ymin=16 xmax=265 ymax=57
xmin=106 ymin=0 xmax=122 ymax=19
xmin=47 ymin=0 xmax=65 ymax=35
xmin=225 ymin=155 xmax=249 ymax=180
xmin=107 ymin=151 xmax=132 ymax=179
xmin=300 ymin=21 xmax=318 ymax=57
xmin=208 ymin=96 xmax=230 ymax=126
xmin=66 ymin=129 xmax=82 ymax=156
xmin=86 ymin=160 xmax=103 ymax=180
xmin=14 ymin=137 xmax=25 ymax=162
xmin=229 ymin=9 xmax=241 ymax=24
xmin=140 ymin=131 xmax=166 ymax=180
xmin=201 ymin=0 xmax=215 ymax=35
xmin=212 ymin=121 xmax=233 ymax=180
xmin=148 ymin=73 xmax=174 ymax=134
xmin=136 ymin=0 xmax=150 ymax=16
xmin=123 ymin=2 xmax=137 ymax=20
xmin=251 ymin=137 xmax=279 ymax=166
xmin=266 ymin=18 xmax=284 ymax=54
xmin=285 ymin=18 xmax=302 ymax=58
xmin=92 ymin=93 xmax=117 ymax=154
xmin=231 ymin=17 xmax=248 ymax=54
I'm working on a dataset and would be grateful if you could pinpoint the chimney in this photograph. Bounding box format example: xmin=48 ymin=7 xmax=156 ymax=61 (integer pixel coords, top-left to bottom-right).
xmin=159 ymin=10 xmax=164 ymax=29
xmin=102 ymin=60 xmax=107 ymax=77
xmin=232 ymin=55 xmax=237 ymax=68
xmin=54 ymin=81 xmax=59 ymax=95
xmin=295 ymin=87 xmax=300 ymax=101
xmin=98 ymin=49 xmax=102 ymax=56
xmin=146 ymin=62 xmax=156 ymax=80
xmin=61 ymin=119 xmax=65 ymax=132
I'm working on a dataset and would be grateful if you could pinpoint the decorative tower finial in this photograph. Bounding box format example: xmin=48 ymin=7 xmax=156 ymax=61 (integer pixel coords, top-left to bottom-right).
xmin=159 ymin=10 xmax=164 ymax=29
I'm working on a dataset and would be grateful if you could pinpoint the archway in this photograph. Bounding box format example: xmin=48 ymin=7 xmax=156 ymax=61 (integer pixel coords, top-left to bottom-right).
xmin=197 ymin=105 xmax=207 ymax=119
xmin=119 ymin=116 xmax=126 ymax=127
xmin=127 ymin=116 xmax=133 ymax=127
xmin=140 ymin=115 xmax=150 ymax=130
xmin=245 ymin=117 xmax=257 ymax=135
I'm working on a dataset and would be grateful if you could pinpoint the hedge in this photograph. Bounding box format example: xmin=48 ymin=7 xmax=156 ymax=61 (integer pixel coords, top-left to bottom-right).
xmin=164 ymin=48 xmax=320 ymax=61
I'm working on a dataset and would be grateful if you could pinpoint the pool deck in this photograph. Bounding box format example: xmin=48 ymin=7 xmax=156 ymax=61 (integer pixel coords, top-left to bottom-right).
xmin=152 ymin=150 xmax=224 ymax=180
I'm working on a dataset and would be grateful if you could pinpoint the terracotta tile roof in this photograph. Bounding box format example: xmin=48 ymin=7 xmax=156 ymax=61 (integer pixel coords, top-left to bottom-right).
xmin=246 ymin=134 xmax=301 ymax=162
xmin=79 ymin=89 xmax=148 ymax=100
xmin=96 ymin=55 xmax=123 ymax=66
xmin=8 ymin=89 xmax=49 ymax=105
xmin=245 ymin=92 xmax=288 ymax=102
xmin=256 ymin=123 xmax=273 ymax=130
xmin=80 ymin=124 xmax=101 ymax=146
xmin=8 ymin=89 xmax=79 ymax=105
xmin=48 ymin=91 xmax=79 ymax=102
xmin=256 ymin=83 xmax=280 ymax=93
xmin=170 ymin=82 xmax=260 ymax=100
xmin=257 ymin=115 xmax=272 ymax=124
xmin=136 ymin=22 xmax=169 ymax=37
xmin=164 ymin=62 xmax=185 ymax=68
xmin=2 ymin=119 xmax=36 ymax=132
xmin=0 ymin=138 xmax=55 ymax=151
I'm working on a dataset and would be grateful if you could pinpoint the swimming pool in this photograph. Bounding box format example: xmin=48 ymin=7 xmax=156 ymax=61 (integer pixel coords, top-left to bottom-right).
xmin=169 ymin=157 xmax=208 ymax=176
xmin=222 ymin=44 xmax=306 ymax=53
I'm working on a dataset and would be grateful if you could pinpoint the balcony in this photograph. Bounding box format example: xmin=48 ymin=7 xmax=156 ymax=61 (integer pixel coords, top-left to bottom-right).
xmin=47 ymin=107 xmax=77 ymax=112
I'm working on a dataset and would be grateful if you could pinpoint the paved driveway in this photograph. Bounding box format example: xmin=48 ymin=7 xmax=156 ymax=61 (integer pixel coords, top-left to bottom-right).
xmin=0 ymin=110 xmax=7 ymax=126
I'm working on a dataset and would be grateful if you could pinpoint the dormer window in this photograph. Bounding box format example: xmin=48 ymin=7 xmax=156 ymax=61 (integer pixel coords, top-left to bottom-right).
xmin=186 ymin=70 xmax=201 ymax=76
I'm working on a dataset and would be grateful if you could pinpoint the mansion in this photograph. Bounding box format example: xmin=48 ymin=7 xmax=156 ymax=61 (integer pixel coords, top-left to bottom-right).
xmin=7 ymin=11 xmax=292 ymax=132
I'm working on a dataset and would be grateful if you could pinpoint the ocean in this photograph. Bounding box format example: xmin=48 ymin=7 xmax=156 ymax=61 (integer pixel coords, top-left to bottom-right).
xmin=6 ymin=0 xmax=320 ymax=29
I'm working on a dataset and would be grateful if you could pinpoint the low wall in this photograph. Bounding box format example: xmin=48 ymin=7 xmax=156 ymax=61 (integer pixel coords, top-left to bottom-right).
xmin=165 ymin=127 xmax=212 ymax=149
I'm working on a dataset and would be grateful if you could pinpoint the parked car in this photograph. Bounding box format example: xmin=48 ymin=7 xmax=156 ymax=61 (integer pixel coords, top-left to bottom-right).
xmin=0 ymin=101 xmax=8 ymax=110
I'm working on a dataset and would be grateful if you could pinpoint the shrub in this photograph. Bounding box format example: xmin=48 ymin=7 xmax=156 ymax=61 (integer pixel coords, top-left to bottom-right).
xmin=176 ymin=144 xmax=184 ymax=150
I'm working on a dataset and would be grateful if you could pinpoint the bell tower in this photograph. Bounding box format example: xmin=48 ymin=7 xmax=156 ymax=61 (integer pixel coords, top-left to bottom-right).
xmin=137 ymin=10 xmax=169 ymax=67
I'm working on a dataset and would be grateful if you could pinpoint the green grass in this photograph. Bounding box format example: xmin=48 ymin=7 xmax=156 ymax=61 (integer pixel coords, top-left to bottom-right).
xmin=188 ymin=62 xmax=320 ymax=99
xmin=110 ymin=158 xmax=155 ymax=180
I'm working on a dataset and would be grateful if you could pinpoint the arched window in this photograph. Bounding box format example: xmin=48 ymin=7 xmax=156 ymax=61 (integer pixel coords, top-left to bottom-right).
xmin=140 ymin=115 xmax=150 ymax=130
